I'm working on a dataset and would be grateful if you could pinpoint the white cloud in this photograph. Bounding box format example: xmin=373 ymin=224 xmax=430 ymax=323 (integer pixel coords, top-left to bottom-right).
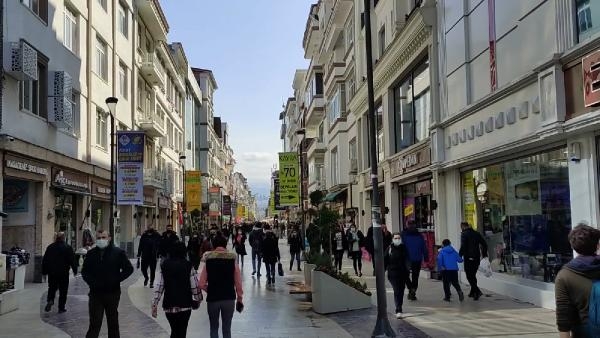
xmin=240 ymin=152 xmax=276 ymax=162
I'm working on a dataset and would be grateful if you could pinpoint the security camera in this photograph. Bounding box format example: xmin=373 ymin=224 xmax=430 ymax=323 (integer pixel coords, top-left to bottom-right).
xmin=6 ymin=136 xmax=14 ymax=142
xmin=569 ymin=154 xmax=581 ymax=163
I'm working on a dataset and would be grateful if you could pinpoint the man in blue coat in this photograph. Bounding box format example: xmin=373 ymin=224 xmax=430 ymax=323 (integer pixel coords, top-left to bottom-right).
xmin=401 ymin=221 xmax=428 ymax=301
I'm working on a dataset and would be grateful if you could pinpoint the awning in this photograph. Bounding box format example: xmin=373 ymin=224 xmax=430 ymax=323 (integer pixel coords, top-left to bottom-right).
xmin=324 ymin=189 xmax=346 ymax=202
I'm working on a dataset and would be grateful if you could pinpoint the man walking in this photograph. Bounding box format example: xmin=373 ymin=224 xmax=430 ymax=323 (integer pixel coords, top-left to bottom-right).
xmin=42 ymin=232 xmax=77 ymax=313
xmin=402 ymin=221 xmax=429 ymax=300
xmin=82 ymin=229 xmax=134 ymax=338
xmin=138 ymin=225 xmax=161 ymax=287
xmin=288 ymin=227 xmax=303 ymax=271
xmin=159 ymin=224 xmax=180 ymax=259
xmin=459 ymin=222 xmax=488 ymax=300
xmin=249 ymin=223 xmax=264 ymax=277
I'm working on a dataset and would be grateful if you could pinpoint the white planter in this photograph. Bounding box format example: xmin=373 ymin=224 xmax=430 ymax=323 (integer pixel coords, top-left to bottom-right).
xmin=0 ymin=289 xmax=20 ymax=315
xmin=303 ymin=263 xmax=316 ymax=286
xmin=14 ymin=265 xmax=26 ymax=290
xmin=311 ymin=270 xmax=372 ymax=314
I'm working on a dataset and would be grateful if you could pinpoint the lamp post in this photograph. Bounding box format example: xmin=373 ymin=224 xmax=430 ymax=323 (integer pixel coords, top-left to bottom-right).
xmin=179 ymin=154 xmax=186 ymax=236
xmin=295 ymin=128 xmax=306 ymax=251
xmin=363 ymin=1 xmax=395 ymax=336
xmin=105 ymin=97 xmax=118 ymax=239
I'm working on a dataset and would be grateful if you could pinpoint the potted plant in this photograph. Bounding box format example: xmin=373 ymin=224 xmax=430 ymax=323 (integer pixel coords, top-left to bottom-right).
xmin=0 ymin=280 xmax=19 ymax=315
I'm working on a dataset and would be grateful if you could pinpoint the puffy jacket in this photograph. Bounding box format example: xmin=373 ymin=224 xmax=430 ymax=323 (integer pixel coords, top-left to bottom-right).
xmin=288 ymin=234 xmax=303 ymax=253
xmin=459 ymin=228 xmax=488 ymax=260
xmin=159 ymin=230 xmax=180 ymax=257
xmin=402 ymin=228 xmax=429 ymax=263
xmin=260 ymin=232 xmax=280 ymax=264
xmin=82 ymin=244 xmax=134 ymax=294
xmin=437 ymin=245 xmax=463 ymax=271
xmin=42 ymin=240 xmax=77 ymax=276
xmin=249 ymin=228 xmax=264 ymax=251
xmin=138 ymin=229 xmax=161 ymax=259
xmin=385 ymin=243 xmax=410 ymax=278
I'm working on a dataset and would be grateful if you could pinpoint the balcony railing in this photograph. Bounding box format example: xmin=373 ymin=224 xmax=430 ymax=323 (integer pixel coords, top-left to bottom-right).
xmin=143 ymin=168 xmax=166 ymax=189
xmin=141 ymin=52 xmax=165 ymax=87
xmin=138 ymin=108 xmax=166 ymax=138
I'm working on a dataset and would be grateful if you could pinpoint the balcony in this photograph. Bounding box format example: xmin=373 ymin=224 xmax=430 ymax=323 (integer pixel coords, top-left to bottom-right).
xmin=174 ymin=191 xmax=184 ymax=202
xmin=140 ymin=52 xmax=165 ymax=88
xmin=324 ymin=55 xmax=346 ymax=92
xmin=307 ymin=139 xmax=326 ymax=159
xmin=320 ymin=0 xmax=353 ymax=54
xmin=138 ymin=109 xmax=166 ymax=138
xmin=135 ymin=0 xmax=169 ymax=41
xmin=305 ymin=95 xmax=325 ymax=128
xmin=144 ymin=169 xmax=166 ymax=189
xmin=302 ymin=3 xmax=322 ymax=59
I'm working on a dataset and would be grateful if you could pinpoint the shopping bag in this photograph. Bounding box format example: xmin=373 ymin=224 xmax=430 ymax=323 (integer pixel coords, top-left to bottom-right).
xmin=479 ymin=257 xmax=493 ymax=277
xmin=361 ymin=247 xmax=371 ymax=262
xmin=278 ymin=262 xmax=284 ymax=276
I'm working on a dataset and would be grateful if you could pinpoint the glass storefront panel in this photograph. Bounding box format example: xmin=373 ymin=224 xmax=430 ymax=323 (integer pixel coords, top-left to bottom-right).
xmin=461 ymin=148 xmax=572 ymax=283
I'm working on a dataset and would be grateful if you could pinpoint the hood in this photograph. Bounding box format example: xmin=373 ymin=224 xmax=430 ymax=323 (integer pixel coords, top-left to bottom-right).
xmin=441 ymin=245 xmax=457 ymax=254
xmin=566 ymin=255 xmax=600 ymax=279
xmin=402 ymin=228 xmax=420 ymax=236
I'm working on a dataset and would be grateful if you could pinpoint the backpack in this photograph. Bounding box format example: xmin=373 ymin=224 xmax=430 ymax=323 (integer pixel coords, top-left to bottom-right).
xmin=587 ymin=280 xmax=600 ymax=336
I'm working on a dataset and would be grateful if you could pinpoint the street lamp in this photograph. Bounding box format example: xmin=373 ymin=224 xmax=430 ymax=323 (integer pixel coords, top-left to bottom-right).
xmin=295 ymin=128 xmax=306 ymax=251
xmin=363 ymin=0 xmax=395 ymax=336
xmin=179 ymin=154 xmax=187 ymax=235
xmin=105 ymin=97 xmax=118 ymax=239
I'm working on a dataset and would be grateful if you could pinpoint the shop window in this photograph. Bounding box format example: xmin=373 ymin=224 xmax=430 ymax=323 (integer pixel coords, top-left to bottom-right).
xmin=577 ymin=0 xmax=600 ymax=42
xmin=19 ymin=56 xmax=48 ymax=119
xmin=55 ymin=194 xmax=76 ymax=247
xmin=461 ymin=148 xmax=572 ymax=283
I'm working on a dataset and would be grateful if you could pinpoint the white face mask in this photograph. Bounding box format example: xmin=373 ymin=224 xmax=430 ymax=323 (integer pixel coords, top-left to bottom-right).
xmin=392 ymin=239 xmax=402 ymax=246
xmin=96 ymin=239 xmax=109 ymax=249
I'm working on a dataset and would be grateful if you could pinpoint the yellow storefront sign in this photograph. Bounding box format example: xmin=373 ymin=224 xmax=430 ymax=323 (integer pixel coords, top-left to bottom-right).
xmin=278 ymin=152 xmax=299 ymax=206
xmin=185 ymin=171 xmax=202 ymax=212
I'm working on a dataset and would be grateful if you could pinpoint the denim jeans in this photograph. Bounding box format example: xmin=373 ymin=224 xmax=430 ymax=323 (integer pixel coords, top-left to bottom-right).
xmin=251 ymin=249 xmax=262 ymax=275
xmin=207 ymin=300 xmax=235 ymax=338
xmin=289 ymin=251 xmax=301 ymax=270
xmin=388 ymin=274 xmax=407 ymax=313
xmin=265 ymin=262 xmax=276 ymax=281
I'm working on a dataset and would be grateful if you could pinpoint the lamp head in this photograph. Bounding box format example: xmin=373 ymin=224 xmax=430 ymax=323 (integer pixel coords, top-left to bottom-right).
xmin=105 ymin=97 xmax=118 ymax=115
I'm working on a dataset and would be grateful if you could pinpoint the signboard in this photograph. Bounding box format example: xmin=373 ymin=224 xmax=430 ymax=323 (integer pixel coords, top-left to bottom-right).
xmin=52 ymin=168 xmax=89 ymax=191
xmin=389 ymin=145 xmax=431 ymax=178
xmin=208 ymin=187 xmax=221 ymax=217
xmin=237 ymin=204 xmax=244 ymax=219
xmin=222 ymin=195 xmax=232 ymax=215
xmin=116 ymin=131 xmax=144 ymax=205
xmin=269 ymin=190 xmax=275 ymax=216
xmin=185 ymin=171 xmax=202 ymax=212
xmin=5 ymin=155 xmax=49 ymax=178
xmin=583 ymin=49 xmax=600 ymax=107
xmin=278 ymin=152 xmax=300 ymax=206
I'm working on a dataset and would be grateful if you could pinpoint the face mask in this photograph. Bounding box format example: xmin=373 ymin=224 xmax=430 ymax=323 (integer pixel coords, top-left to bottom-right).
xmin=392 ymin=239 xmax=402 ymax=246
xmin=350 ymin=228 xmax=356 ymax=232
xmin=238 ymin=231 xmax=242 ymax=234
xmin=96 ymin=239 xmax=109 ymax=249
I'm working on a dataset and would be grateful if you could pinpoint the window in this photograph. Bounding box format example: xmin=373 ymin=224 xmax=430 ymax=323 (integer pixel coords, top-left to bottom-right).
xmin=64 ymin=6 xmax=78 ymax=53
xmin=167 ymin=120 xmax=173 ymax=148
xmin=119 ymin=62 xmax=128 ymax=99
xmin=19 ymin=58 xmax=48 ymax=118
xmin=346 ymin=76 xmax=356 ymax=104
xmin=96 ymin=109 xmax=108 ymax=149
xmin=69 ymin=91 xmax=80 ymax=136
xmin=327 ymin=84 xmax=346 ymax=126
xmin=98 ymin=0 xmax=107 ymax=11
xmin=378 ymin=26 xmax=386 ymax=58
xmin=331 ymin=148 xmax=339 ymax=186
xmin=118 ymin=2 xmax=128 ymax=38
xmin=21 ymin=0 xmax=48 ymax=22
xmin=577 ymin=0 xmax=600 ymax=41
xmin=376 ymin=104 xmax=384 ymax=163
xmin=393 ymin=59 xmax=430 ymax=152
xmin=349 ymin=138 xmax=357 ymax=160
xmin=137 ymin=77 xmax=144 ymax=109
xmin=317 ymin=122 xmax=324 ymax=142
xmin=137 ymin=23 xmax=143 ymax=50
xmin=345 ymin=18 xmax=354 ymax=50
xmin=95 ymin=37 xmax=108 ymax=80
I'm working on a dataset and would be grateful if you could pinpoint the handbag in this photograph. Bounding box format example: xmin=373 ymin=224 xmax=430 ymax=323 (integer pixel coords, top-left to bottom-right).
xmin=361 ymin=247 xmax=371 ymax=262
xmin=278 ymin=262 xmax=284 ymax=276
xmin=191 ymin=299 xmax=200 ymax=310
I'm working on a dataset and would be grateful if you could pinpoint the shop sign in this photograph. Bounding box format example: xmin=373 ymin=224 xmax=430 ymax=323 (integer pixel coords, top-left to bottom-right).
xmin=390 ymin=146 xmax=431 ymax=178
xmin=5 ymin=155 xmax=49 ymax=177
xmin=116 ymin=131 xmax=145 ymax=205
xmin=222 ymin=195 xmax=232 ymax=215
xmin=92 ymin=182 xmax=111 ymax=199
xmin=278 ymin=152 xmax=300 ymax=206
xmin=583 ymin=49 xmax=600 ymax=107
xmin=208 ymin=187 xmax=221 ymax=216
xmin=52 ymin=168 xmax=89 ymax=191
xmin=185 ymin=171 xmax=202 ymax=213
xmin=158 ymin=196 xmax=170 ymax=209
xmin=144 ymin=195 xmax=155 ymax=206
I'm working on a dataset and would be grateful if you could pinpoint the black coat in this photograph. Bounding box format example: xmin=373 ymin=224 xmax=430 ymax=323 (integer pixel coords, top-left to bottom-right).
xmin=138 ymin=229 xmax=160 ymax=259
xmin=288 ymin=234 xmax=303 ymax=253
xmin=233 ymin=234 xmax=247 ymax=256
xmin=159 ymin=230 xmax=180 ymax=257
xmin=261 ymin=233 xmax=280 ymax=264
xmin=385 ymin=244 xmax=411 ymax=279
xmin=249 ymin=228 xmax=264 ymax=251
xmin=366 ymin=227 xmax=393 ymax=255
xmin=187 ymin=236 xmax=202 ymax=258
xmin=82 ymin=244 xmax=134 ymax=294
xmin=332 ymin=230 xmax=348 ymax=252
xmin=161 ymin=258 xmax=193 ymax=309
xmin=42 ymin=241 xmax=77 ymax=276
xmin=459 ymin=228 xmax=488 ymax=260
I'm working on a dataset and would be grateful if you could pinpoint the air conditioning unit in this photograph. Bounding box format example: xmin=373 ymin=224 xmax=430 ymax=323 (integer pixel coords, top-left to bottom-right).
xmin=349 ymin=159 xmax=358 ymax=174
xmin=48 ymin=96 xmax=73 ymax=129
xmin=4 ymin=41 xmax=38 ymax=81
xmin=49 ymin=71 xmax=73 ymax=98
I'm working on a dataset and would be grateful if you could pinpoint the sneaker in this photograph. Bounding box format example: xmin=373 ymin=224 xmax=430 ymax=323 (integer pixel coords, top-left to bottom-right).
xmin=358 ymin=272 xmax=363 ymax=277
xmin=473 ymin=291 xmax=482 ymax=301
xmin=297 ymin=267 xmax=302 ymax=271
xmin=149 ymin=284 xmax=154 ymax=289
xmin=458 ymin=291 xmax=465 ymax=302
xmin=143 ymin=278 xmax=148 ymax=287
xmin=395 ymin=312 xmax=403 ymax=319
xmin=443 ymin=297 xmax=451 ymax=302
xmin=44 ymin=301 xmax=54 ymax=312
xmin=252 ymin=271 xmax=256 ymax=275
xmin=58 ymin=309 xmax=67 ymax=314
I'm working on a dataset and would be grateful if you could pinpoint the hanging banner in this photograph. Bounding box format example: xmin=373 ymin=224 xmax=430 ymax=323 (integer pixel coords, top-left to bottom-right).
xmin=116 ymin=131 xmax=145 ymax=205
xmin=222 ymin=195 xmax=232 ymax=215
xmin=269 ymin=190 xmax=276 ymax=216
xmin=185 ymin=171 xmax=202 ymax=213
xmin=208 ymin=187 xmax=221 ymax=217
xmin=237 ymin=204 xmax=244 ymax=219
xmin=278 ymin=152 xmax=299 ymax=206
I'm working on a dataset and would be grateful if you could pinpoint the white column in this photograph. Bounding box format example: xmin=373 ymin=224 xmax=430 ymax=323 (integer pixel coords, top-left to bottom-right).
xmin=568 ymin=134 xmax=600 ymax=227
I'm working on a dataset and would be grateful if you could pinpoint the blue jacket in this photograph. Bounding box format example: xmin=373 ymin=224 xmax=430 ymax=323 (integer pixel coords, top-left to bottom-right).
xmin=437 ymin=245 xmax=463 ymax=271
xmin=401 ymin=229 xmax=428 ymax=263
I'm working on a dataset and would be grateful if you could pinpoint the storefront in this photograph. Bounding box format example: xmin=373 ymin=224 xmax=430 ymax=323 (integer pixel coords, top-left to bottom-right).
xmin=158 ymin=195 xmax=171 ymax=230
xmin=51 ymin=167 xmax=89 ymax=249
xmin=142 ymin=193 xmax=157 ymax=231
xmin=90 ymin=180 xmax=111 ymax=234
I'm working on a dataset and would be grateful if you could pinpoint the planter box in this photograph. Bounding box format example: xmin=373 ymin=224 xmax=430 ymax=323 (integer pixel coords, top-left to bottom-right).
xmin=14 ymin=265 xmax=26 ymax=290
xmin=0 ymin=289 xmax=21 ymax=315
xmin=311 ymin=270 xmax=372 ymax=314
xmin=303 ymin=263 xmax=316 ymax=287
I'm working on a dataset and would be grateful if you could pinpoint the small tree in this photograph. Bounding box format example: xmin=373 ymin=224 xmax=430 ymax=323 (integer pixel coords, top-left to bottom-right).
xmin=317 ymin=207 xmax=339 ymax=254
xmin=309 ymin=190 xmax=324 ymax=207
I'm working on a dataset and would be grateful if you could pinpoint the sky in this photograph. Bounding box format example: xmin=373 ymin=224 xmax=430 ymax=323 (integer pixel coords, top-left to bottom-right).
xmin=162 ymin=1 xmax=312 ymax=210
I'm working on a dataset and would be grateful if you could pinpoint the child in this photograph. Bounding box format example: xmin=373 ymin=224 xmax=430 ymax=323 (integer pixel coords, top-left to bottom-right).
xmin=437 ymin=239 xmax=465 ymax=302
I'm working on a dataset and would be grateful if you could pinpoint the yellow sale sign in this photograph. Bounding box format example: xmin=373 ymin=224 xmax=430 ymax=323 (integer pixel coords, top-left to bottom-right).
xmin=278 ymin=152 xmax=299 ymax=206
xmin=185 ymin=171 xmax=202 ymax=212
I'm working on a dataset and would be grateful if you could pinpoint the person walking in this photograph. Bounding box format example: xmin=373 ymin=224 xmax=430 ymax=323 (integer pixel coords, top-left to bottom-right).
xmin=82 ymin=229 xmax=134 ymax=338
xmin=555 ymin=223 xmax=600 ymax=338
xmin=138 ymin=225 xmax=161 ymax=287
xmin=459 ymin=222 xmax=488 ymax=300
xmin=365 ymin=224 xmax=393 ymax=275
xmin=248 ymin=223 xmax=264 ymax=277
xmin=200 ymin=232 xmax=213 ymax=257
xmin=199 ymin=234 xmax=244 ymax=338
xmin=233 ymin=228 xmax=247 ymax=267
xmin=187 ymin=232 xmax=202 ymax=271
xmin=152 ymin=242 xmax=202 ymax=338
xmin=261 ymin=226 xmax=281 ymax=286
xmin=346 ymin=225 xmax=364 ymax=277
xmin=42 ymin=232 xmax=77 ymax=313
xmin=160 ymin=224 xmax=180 ymax=260
xmin=402 ymin=221 xmax=429 ymax=301
xmin=332 ymin=224 xmax=347 ymax=272
xmin=288 ymin=228 xmax=303 ymax=271
xmin=385 ymin=232 xmax=410 ymax=318
xmin=437 ymin=239 xmax=464 ymax=302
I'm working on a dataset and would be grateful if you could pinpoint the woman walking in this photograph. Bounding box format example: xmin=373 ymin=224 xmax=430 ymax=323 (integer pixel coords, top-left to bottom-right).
xmin=288 ymin=227 xmax=303 ymax=271
xmin=332 ymin=224 xmax=347 ymax=272
xmin=385 ymin=232 xmax=411 ymax=318
xmin=152 ymin=242 xmax=201 ymax=338
xmin=346 ymin=225 xmax=364 ymax=277
xmin=200 ymin=234 xmax=243 ymax=338
xmin=261 ymin=226 xmax=281 ymax=286
xmin=233 ymin=228 xmax=247 ymax=267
